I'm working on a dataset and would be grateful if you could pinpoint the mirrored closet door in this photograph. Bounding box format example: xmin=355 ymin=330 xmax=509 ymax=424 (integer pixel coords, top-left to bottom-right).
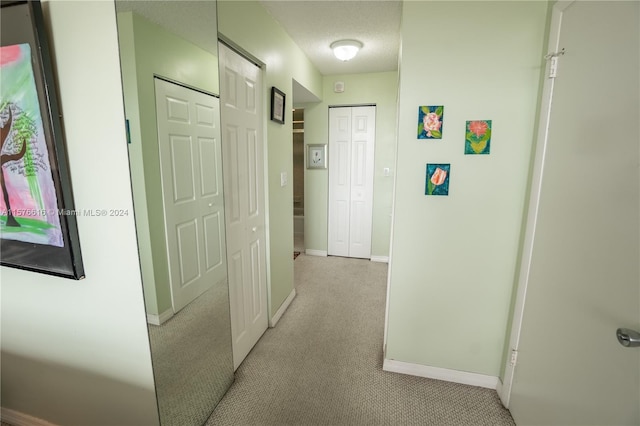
xmin=113 ymin=1 xmax=233 ymax=425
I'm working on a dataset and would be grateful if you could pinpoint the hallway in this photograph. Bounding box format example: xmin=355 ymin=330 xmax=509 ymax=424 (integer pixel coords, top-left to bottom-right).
xmin=206 ymin=255 xmax=513 ymax=425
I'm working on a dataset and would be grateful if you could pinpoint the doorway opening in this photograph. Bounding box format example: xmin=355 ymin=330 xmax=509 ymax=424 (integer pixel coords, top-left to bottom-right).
xmin=293 ymin=108 xmax=304 ymax=254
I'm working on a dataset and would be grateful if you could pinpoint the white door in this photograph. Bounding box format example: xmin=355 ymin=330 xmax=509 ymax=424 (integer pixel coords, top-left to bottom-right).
xmin=218 ymin=43 xmax=268 ymax=370
xmin=328 ymin=106 xmax=375 ymax=259
xmin=155 ymin=78 xmax=227 ymax=313
xmin=507 ymin=2 xmax=639 ymax=424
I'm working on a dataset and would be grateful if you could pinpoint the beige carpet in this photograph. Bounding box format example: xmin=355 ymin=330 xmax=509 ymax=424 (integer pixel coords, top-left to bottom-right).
xmin=148 ymin=280 xmax=233 ymax=426
xmin=206 ymin=254 xmax=514 ymax=425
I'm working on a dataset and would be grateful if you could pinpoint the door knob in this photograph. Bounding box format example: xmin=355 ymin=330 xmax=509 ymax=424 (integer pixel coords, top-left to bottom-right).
xmin=616 ymin=328 xmax=640 ymax=347
xmin=252 ymin=227 xmax=257 ymax=232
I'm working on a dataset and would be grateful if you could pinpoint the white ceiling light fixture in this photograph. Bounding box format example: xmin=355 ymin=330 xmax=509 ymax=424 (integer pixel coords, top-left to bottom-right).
xmin=331 ymin=39 xmax=363 ymax=62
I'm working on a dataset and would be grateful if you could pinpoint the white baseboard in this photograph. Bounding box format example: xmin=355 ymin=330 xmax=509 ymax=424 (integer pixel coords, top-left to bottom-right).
xmin=269 ymin=288 xmax=296 ymax=327
xmin=370 ymin=256 xmax=389 ymax=263
xmin=305 ymin=249 xmax=327 ymax=257
xmin=1 ymin=407 xmax=58 ymax=426
xmin=383 ymin=359 xmax=499 ymax=390
xmin=146 ymin=308 xmax=173 ymax=326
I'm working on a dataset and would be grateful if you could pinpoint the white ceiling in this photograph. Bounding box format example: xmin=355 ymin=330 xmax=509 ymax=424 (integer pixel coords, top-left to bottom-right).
xmin=260 ymin=0 xmax=402 ymax=76
xmin=114 ymin=1 xmax=402 ymax=101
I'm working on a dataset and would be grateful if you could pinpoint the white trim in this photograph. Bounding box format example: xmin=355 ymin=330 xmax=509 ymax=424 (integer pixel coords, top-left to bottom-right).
xmin=370 ymin=256 xmax=389 ymax=263
xmin=383 ymin=359 xmax=499 ymax=390
xmin=304 ymin=249 xmax=327 ymax=257
xmin=501 ymin=0 xmax=573 ymax=409
xmin=384 ymin=68 xmax=402 ymax=349
xmin=496 ymin=378 xmax=505 ymax=406
xmin=1 ymin=407 xmax=58 ymax=426
xmin=268 ymin=288 xmax=296 ymax=327
xmin=146 ymin=308 xmax=173 ymax=326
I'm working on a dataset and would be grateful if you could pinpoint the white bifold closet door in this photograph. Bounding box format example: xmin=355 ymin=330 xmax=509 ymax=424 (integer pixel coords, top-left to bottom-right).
xmin=328 ymin=106 xmax=375 ymax=259
xmin=218 ymin=43 xmax=268 ymax=370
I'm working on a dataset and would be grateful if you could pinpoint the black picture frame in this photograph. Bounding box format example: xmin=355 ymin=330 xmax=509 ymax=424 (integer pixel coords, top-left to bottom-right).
xmin=270 ymin=86 xmax=285 ymax=124
xmin=0 ymin=0 xmax=84 ymax=279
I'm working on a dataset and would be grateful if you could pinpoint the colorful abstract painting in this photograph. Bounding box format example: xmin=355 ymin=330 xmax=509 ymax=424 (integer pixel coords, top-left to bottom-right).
xmin=425 ymin=163 xmax=450 ymax=196
xmin=417 ymin=106 xmax=444 ymax=139
xmin=465 ymin=120 xmax=492 ymax=155
xmin=1 ymin=44 xmax=63 ymax=247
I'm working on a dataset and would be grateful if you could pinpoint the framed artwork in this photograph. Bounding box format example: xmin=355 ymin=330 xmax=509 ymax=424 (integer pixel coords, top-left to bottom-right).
xmin=425 ymin=164 xmax=450 ymax=196
xmin=307 ymin=144 xmax=327 ymax=169
xmin=0 ymin=1 xmax=84 ymax=279
xmin=465 ymin=120 xmax=492 ymax=155
xmin=417 ymin=106 xmax=444 ymax=139
xmin=270 ymin=86 xmax=285 ymax=124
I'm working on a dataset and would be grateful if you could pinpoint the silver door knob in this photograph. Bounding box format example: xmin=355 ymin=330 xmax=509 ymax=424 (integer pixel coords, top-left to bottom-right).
xmin=616 ymin=328 xmax=640 ymax=347
xmin=252 ymin=227 xmax=257 ymax=232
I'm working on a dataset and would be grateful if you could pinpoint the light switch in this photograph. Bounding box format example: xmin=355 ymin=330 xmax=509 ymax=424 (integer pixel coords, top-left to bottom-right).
xmin=280 ymin=172 xmax=287 ymax=187
xmin=383 ymin=167 xmax=391 ymax=176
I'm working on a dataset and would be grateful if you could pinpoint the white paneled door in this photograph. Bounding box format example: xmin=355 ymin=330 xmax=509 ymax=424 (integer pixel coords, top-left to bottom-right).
xmin=507 ymin=2 xmax=639 ymax=424
xmin=218 ymin=43 xmax=268 ymax=370
xmin=328 ymin=106 xmax=375 ymax=259
xmin=154 ymin=78 xmax=227 ymax=313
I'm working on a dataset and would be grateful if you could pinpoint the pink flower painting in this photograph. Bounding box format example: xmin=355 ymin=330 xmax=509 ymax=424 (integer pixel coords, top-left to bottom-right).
xmin=465 ymin=120 xmax=492 ymax=155
xmin=418 ymin=106 xmax=444 ymax=139
xmin=425 ymin=163 xmax=450 ymax=196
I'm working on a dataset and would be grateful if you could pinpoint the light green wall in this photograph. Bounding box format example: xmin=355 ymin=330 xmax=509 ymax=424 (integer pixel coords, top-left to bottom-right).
xmin=218 ymin=1 xmax=323 ymax=316
xmin=386 ymin=1 xmax=549 ymax=376
xmin=117 ymin=12 xmax=219 ymax=315
xmin=303 ymin=72 xmax=398 ymax=257
xmin=1 ymin=2 xmax=158 ymax=424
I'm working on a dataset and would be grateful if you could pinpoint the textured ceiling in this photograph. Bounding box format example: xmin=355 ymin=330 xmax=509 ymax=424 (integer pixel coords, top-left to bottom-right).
xmin=260 ymin=0 xmax=402 ymax=76
xmin=114 ymin=0 xmax=402 ymax=99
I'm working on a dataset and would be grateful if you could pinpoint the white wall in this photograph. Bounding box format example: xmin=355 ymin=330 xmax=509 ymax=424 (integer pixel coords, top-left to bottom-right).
xmin=0 ymin=1 xmax=158 ymax=425
xmin=386 ymin=1 xmax=549 ymax=377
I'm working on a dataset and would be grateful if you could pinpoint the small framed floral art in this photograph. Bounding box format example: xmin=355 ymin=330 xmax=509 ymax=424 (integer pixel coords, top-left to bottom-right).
xmin=417 ymin=106 xmax=444 ymax=139
xmin=465 ymin=120 xmax=492 ymax=155
xmin=425 ymin=163 xmax=450 ymax=196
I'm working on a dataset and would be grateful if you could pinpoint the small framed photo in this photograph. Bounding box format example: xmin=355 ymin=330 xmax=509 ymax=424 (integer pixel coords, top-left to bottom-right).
xmin=270 ymin=86 xmax=285 ymax=124
xmin=307 ymin=144 xmax=327 ymax=169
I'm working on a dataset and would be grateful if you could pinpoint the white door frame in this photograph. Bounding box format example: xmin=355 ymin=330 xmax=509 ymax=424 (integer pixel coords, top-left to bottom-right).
xmin=498 ymin=0 xmax=574 ymax=408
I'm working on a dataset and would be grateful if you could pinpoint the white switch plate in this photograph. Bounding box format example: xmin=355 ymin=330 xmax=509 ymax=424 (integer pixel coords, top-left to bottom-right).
xmin=280 ymin=172 xmax=287 ymax=187
xmin=383 ymin=167 xmax=391 ymax=176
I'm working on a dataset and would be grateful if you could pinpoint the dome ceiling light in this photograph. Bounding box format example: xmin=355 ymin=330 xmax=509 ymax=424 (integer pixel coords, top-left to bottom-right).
xmin=330 ymin=39 xmax=363 ymax=62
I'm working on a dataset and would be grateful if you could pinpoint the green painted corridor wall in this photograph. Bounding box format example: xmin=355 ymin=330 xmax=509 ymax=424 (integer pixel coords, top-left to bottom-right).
xmin=303 ymin=72 xmax=398 ymax=258
xmin=386 ymin=1 xmax=549 ymax=377
xmin=1 ymin=2 xmax=158 ymax=424
xmin=217 ymin=1 xmax=323 ymax=317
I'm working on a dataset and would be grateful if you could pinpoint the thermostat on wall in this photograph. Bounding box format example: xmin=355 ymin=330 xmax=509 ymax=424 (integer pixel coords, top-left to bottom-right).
xmin=334 ymin=81 xmax=345 ymax=93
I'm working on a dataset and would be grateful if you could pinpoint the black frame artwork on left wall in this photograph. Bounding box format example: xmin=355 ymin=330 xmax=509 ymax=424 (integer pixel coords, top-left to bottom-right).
xmin=0 ymin=0 xmax=84 ymax=279
xmin=270 ymin=86 xmax=286 ymax=124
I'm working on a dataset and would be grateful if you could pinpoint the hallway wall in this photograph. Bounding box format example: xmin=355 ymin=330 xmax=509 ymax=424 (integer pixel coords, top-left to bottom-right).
xmin=0 ymin=2 xmax=158 ymax=424
xmin=386 ymin=1 xmax=549 ymax=377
